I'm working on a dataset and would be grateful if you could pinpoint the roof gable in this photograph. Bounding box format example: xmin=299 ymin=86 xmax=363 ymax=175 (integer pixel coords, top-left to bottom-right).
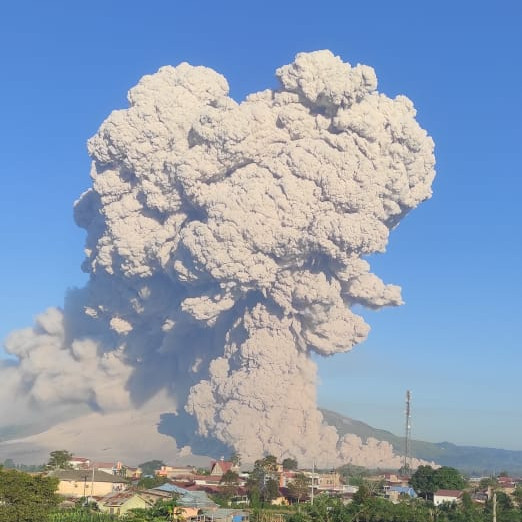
xmin=434 ymin=489 xmax=463 ymax=498
xmin=210 ymin=460 xmax=234 ymax=475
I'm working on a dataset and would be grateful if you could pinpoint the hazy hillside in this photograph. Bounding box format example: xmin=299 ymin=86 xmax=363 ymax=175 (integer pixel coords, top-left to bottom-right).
xmin=322 ymin=409 xmax=522 ymax=475
xmin=4 ymin=407 xmax=522 ymax=473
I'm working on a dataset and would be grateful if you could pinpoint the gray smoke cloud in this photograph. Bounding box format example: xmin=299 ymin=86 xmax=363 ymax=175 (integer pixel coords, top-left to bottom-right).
xmin=0 ymin=51 xmax=435 ymax=466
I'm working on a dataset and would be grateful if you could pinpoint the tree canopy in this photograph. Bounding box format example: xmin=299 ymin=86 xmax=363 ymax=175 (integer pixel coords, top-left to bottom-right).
xmin=137 ymin=475 xmax=168 ymax=489
xmin=138 ymin=459 xmax=165 ymax=477
xmin=283 ymin=458 xmax=298 ymax=471
xmin=247 ymin=455 xmax=280 ymax=505
xmin=45 ymin=450 xmax=73 ymax=471
xmin=287 ymin=473 xmax=310 ymax=503
xmin=0 ymin=468 xmax=59 ymax=522
xmin=409 ymin=465 xmax=467 ymax=498
xmin=230 ymin=452 xmax=242 ymax=467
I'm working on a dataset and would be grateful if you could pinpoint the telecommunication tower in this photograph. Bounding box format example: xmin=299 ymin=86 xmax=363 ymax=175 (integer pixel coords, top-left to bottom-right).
xmin=403 ymin=390 xmax=412 ymax=471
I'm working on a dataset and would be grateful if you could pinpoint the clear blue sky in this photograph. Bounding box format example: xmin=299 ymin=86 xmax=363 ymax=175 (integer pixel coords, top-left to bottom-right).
xmin=1 ymin=1 xmax=521 ymax=450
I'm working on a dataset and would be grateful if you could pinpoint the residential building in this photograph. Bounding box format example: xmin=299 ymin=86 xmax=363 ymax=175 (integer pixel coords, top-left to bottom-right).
xmin=210 ymin=459 xmax=239 ymax=477
xmin=433 ymin=489 xmax=463 ymax=506
xmin=498 ymin=476 xmax=519 ymax=494
xmin=98 ymin=491 xmax=153 ymax=516
xmin=48 ymin=469 xmax=127 ymax=498
xmin=156 ymin=464 xmax=197 ymax=480
xmin=69 ymin=457 xmax=91 ymax=470
xmin=385 ymin=486 xmax=417 ymax=503
xmin=194 ymin=508 xmax=249 ymax=521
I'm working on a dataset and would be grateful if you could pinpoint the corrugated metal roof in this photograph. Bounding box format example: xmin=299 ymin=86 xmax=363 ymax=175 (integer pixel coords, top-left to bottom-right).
xmin=178 ymin=490 xmax=216 ymax=508
xmin=48 ymin=469 xmax=127 ymax=483
xmin=153 ymin=483 xmax=189 ymax=495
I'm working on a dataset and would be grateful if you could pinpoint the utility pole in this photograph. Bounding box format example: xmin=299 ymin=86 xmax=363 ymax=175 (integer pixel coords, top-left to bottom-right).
xmin=403 ymin=390 xmax=412 ymax=472
xmin=90 ymin=465 xmax=95 ymax=499
xmin=310 ymin=461 xmax=315 ymax=506
xmin=493 ymin=491 xmax=497 ymax=522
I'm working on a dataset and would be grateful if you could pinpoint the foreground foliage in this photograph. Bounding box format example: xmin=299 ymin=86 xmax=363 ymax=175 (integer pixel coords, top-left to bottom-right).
xmin=0 ymin=467 xmax=59 ymax=522
xmin=283 ymin=493 xmax=522 ymax=522
xmin=50 ymin=510 xmax=117 ymax=521
xmin=410 ymin=465 xmax=467 ymax=499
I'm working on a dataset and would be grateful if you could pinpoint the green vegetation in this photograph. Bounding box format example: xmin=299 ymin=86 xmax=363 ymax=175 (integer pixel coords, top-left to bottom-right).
xmin=49 ymin=499 xmax=180 ymax=521
xmin=46 ymin=450 xmax=74 ymax=471
xmin=480 ymin=476 xmax=498 ymax=489
xmin=219 ymin=469 xmax=241 ymax=502
xmin=230 ymin=452 xmax=242 ymax=467
xmin=287 ymin=473 xmax=310 ymax=503
xmin=336 ymin=463 xmax=370 ymax=485
xmin=136 ymin=475 xmax=168 ymax=489
xmin=125 ymin=498 xmax=182 ymax=521
xmin=3 ymin=447 xmax=521 ymax=522
xmin=0 ymin=466 xmax=59 ymax=522
xmin=2 ymin=458 xmax=44 ymax=472
xmin=137 ymin=460 xmax=164 ymax=477
xmin=282 ymin=458 xmax=298 ymax=471
xmin=409 ymin=465 xmax=467 ymax=499
xmin=247 ymin=455 xmax=280 ymax=506
xmin=282 ymin=492 xmax=522 ymax=522
xmin=49 ymin=511 xmax=116 ymax=521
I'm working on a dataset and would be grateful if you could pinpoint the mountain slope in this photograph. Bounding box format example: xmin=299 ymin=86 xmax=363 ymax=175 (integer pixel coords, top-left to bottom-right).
xmin=321 ymin=409 xmax=522 ymax=474
xmin=3 ymin=406 xmax=522 ymax=473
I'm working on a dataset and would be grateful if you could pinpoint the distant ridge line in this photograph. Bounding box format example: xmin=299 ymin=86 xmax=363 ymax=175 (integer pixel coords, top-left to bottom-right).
xmin=320 ymin=408 xmax=522 ymax=474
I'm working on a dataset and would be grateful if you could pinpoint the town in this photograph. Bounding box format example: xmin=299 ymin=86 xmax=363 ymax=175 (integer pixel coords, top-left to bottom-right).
xmin=2 ymin=450 xmax=522 ymax=522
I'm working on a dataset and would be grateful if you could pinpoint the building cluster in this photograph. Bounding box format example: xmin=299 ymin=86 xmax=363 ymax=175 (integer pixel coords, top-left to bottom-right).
xmin=46 ymin=455 xmax=522 ymax=521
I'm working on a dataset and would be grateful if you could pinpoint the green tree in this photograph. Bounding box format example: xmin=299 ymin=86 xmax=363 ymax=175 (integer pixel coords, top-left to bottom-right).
xmin=460 ymin=492 xmax=482 ymax=522
xmin=282 ymin=458 xmax=298 ymax=471
xmin=126 ymin=498 xmax=180 ymax=522
xmin=220 ymin=469 xmax=240 ymax=501
xmin=138 ymin=459 xmax=165 ymax=477
xmin=137 ymin=475 xmax=168 ymax=489
xmin=479 ymin=476 xmax=498 ymax=489
xmin=230 ymin=452 xmax=242 ymax=467
xmin=410 ymin=465 xmax=437 ymax=499
xmin=247 ymin=455 xmax=280 ymax=505
xmin=2 ymin=459 xmax=15 ymax=469
xmin=410 ymin=466 xmax=466 ymax=499
xmin=46 ymin=450 xmax=73 ymax=471
xmin=352 ymin=483 xmax=372 ymax=505
xmin=287 ymin=512 xmax=313 ymax=522
xmin=434 ymin=466 xmax=467 ymax=490
xmin=287 ymin=473 xmax=310 ymax=503
xmin=512 ymin=485 xmax=522 ymax=507
xmin=484 ymin=491 xmax=518 ymax=522
xmin=0 ymin=468 xmax=59 ymax=522
xmin=304 ymin=495 xmax=345 ymax=522
xmin=398 ymin=464 xmax=412 ymax=477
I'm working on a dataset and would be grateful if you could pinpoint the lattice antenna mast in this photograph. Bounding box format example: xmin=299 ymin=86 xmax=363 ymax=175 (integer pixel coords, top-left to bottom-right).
xmin=403 ymin=390 xmax=412 ymax=471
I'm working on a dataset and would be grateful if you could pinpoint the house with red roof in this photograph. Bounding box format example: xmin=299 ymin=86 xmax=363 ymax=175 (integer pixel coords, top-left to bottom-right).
xmin=210 ymin=459 xmax=237 ymax=477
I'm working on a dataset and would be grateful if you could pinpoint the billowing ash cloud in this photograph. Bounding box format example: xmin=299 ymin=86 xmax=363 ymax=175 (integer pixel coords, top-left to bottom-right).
xmin=0 ymin=51 xmax=434 ymax=465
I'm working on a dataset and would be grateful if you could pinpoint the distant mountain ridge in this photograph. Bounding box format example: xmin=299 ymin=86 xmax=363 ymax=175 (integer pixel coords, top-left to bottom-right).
xmin=3 ymin=407 xmax=522 ymax=473
xmin=321 ymin=409 xmax=522 ymax=475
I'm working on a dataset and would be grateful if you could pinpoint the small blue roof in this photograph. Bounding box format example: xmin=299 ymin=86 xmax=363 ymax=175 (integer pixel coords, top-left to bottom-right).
xmin=178 ymin=490 xmax=216 ymax=508
xmin=389 ymin=486 xmax=417 ymax=497
xmin=153 ymin=483 xmax=189 ymax=495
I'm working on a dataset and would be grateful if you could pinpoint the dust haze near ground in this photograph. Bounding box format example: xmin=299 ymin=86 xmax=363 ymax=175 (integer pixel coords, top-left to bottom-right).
xmin=0 ymin=51 xmax=435 ymax=467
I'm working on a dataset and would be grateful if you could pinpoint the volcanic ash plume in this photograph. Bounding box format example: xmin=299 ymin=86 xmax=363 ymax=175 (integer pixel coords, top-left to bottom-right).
xmin=0 ymin=51 xmax=434 ymax=465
